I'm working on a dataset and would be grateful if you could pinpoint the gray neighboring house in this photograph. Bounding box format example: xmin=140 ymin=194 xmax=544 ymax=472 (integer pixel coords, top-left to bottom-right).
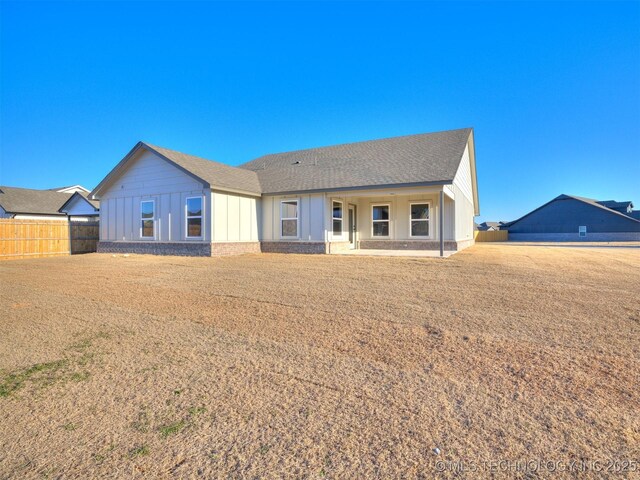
xmin=503 ymin=194 xmax=640 ymax=241
xmin=90 ymin=127 xmax=479 ymax=256
xmin=0 ymin=186 xmax=99 ymax=221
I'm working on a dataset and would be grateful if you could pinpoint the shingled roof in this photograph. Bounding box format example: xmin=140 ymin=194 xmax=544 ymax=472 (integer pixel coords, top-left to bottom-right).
xmin=241 ymin=128 xmax=473 ymax=194
xmin=144 ymin=143 xmax=262 ymax=195
xmin=0 ymin=186 xmax=72 ymax=215
xmin=92 ymin=128 xmax=475 ymax=198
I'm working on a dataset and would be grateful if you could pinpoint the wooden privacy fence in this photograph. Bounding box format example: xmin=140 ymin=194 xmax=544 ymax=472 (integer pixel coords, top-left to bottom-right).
xmin=474 ymin=230 xmax=509 ymax=242
xmin=70 ymin=221 xmax=99 ymax=254
xmin=0 ymin=219 xmax=99 ymax=261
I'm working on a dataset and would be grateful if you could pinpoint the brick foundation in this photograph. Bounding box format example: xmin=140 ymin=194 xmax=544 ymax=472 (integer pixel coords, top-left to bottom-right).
xmin=212 ymin=242 xmax=261 ymax=256
xmin=260 ymin=241 xmax=328 ymax=254
xmin=359 ymin=240 xmax=460 ymax=251
xmin=97 ymin=242 xmax=211 ymax=256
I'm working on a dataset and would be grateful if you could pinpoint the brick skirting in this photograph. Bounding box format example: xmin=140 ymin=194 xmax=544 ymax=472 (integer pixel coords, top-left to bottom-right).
xmin=212 ymin=242 xmax=261 ymax=256
xmin=260 ymin=241 xmax=328 ymax=254
xmin=359 ymin=240 xmax=460 ymax=251
xmin=97 ymin=242 xmax=211 ymax=256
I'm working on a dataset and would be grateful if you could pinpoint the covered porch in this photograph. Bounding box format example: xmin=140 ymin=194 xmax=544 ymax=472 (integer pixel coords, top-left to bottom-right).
xmin=324 ymin=185 xmax=460 ymax=257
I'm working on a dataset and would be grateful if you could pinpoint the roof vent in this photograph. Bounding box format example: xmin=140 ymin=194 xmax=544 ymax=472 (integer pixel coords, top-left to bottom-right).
xmin=293 ymin=160 xmax=301 ymax=165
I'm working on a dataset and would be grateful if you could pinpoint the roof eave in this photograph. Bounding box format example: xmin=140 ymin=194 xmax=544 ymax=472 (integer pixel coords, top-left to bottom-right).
xmin=261 ymin=180 xmax=454 ymax=197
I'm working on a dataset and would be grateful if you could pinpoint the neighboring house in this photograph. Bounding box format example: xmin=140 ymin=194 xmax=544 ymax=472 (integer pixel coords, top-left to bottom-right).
xmin=502 ymin=194 xmax=640 ymax=241
xmin=595 ymin=200 xmax=633 ymax=214
xmin=0 ymin=186 xmax=99 ymax=221
xmin=48 ymin=185 xmax=91 ymax=195
xmin=476 ymin=221 xmax=504 ymax=231
xmin=90 ymin=128 xmax=479 ymax=256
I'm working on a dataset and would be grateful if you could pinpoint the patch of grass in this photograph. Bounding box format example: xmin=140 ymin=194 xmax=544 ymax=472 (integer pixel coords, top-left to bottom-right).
xmin=188 ymin=406 xmax=206 ymax=417
xmin=0 ymin=360 xmax=68 ymax=398
xmin=129 ymin=445 xmax=149 ymax=458
xmin=159 ymin=420 xmax=186 ymax=437
xmin=258 ymin=444 xmax=271 ymax=455
xmin=71 ymin=371 xmax=90 ymax=382
xmin=62 ymin=422 xmax=77 ymax=431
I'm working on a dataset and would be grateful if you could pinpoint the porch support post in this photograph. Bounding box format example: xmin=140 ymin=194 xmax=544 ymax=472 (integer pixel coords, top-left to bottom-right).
xmin=439 ymin=190 xmax=445 ymax=257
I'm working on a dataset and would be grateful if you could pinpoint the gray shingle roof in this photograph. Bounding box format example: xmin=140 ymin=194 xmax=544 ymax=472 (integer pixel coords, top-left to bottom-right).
xmin=240 ymin=128 xmax=473 ymax=194
xmin=0 ymin=186 xmax=72 ymax=215
xmin=143 ymin=143 xmax=262 ymax=195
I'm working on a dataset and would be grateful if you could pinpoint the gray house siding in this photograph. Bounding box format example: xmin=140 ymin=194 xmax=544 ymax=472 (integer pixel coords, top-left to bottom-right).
xmin=506 ymin=197 xmax=640 ymax=241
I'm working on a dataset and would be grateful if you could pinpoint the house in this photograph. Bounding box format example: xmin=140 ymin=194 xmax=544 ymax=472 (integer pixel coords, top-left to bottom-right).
xmin=90 ymin=128 xmax=479 ymax=256
xmin=0 ymin=186 xmax=99 ymax=221
xmin=476 ymin=221 xmax=504 ymax=231
xmin=502 ymin=194 xmax=640 ymax=241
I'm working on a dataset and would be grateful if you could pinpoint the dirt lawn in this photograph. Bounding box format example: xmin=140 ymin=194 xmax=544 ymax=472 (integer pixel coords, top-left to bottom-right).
xmin=1 ymin=245 xmax=638 ymax=479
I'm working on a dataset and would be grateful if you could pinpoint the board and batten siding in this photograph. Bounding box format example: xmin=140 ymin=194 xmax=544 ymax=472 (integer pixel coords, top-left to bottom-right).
xmin=99 ymin=149 xmax=210 ymax=242
xmin=451 ymin=143 xmax=475 ymax=242
xmin=211 ymin=191 xmax=260 ymax=242
xmin=261 ymin=194 xmax=325 ymax=241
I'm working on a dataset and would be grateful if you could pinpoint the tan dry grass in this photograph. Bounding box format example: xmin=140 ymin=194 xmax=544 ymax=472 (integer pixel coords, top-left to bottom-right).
xmin=0 ymin=244 xmax=638 ymax=478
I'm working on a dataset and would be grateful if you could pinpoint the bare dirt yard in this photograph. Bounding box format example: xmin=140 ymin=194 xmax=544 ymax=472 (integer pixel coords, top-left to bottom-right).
xmin=1 ymin=245 xmax=639 ymax=479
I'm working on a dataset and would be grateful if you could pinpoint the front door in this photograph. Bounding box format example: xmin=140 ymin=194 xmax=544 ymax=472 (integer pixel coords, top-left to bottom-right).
xmin=348 ymin=205 xmax=356 ymax=249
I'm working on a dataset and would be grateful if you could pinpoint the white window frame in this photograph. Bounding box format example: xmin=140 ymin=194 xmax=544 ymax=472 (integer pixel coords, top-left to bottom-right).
xmin=185 ymin=196 xmax=204 ymax=239
xmin=579 ymin=225 xmax=587 ymax=237
xmin=409 ymin=201 xmax=432 ymax=238
xmin=371 ymin=204 xmax=391 ymax=238
xmin=140 ymin=199 xmax=155 ymax=239
xmin=332 ymin=200 xmax=343 ymax=237
xmin=280 ymin=199 xmax=300 ymax=239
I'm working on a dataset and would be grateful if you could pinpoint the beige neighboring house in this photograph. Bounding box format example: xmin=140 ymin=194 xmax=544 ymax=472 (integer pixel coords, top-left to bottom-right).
xmin=91 ymin=127 xmax=479 ymax=256
xmin=0 ymin=186 xmax=99 ymax=221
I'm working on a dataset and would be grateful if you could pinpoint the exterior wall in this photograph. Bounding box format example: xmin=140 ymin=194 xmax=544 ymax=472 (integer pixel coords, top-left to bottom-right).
xmin=97 ymin=241 xmax=211 ymax=256
xmin=211 ymin=190 xmax=260 ymax=243
xmin=507 ymin=198 xmax=640 ymax=234
xmin=353 ymin=191 xmax=448 ymax=242
xmin=509 ymin=232 xmax=640 ymax=242
xmin=452 ymin=143 xmax=476 ymax=242
xmin=99 ymin=150 xmax=211 ymax=242
xmin=261 ymin=193 xmax=325 ymax=242
xmin=61 ymin=195 xmax=98 ymax=216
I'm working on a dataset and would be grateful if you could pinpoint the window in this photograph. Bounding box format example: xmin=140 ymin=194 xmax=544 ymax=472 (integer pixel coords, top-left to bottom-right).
xmin=281 ymin=200 xmax=299 ymax=238
xmin=140 ymin=200 xmax=155 ymax=238
xmin=372 ymin=204 xmax=390 ymax=237
xmin=410 ymin=203 xmax=430 ymax=237
xmin=579 ymin=226 xmax=587 ymax=237
xmin=186 ymin=197 xmax=203 ymax=238
xmin=332 ymin=201 xmax=343 ymax=236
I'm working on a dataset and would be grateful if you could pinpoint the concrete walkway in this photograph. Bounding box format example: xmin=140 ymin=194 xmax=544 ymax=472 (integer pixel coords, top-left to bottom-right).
xmin=332 ymin=249 xmax=456 ymax=258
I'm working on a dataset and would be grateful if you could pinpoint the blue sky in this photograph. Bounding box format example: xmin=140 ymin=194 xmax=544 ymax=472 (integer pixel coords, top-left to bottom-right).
xmin=1 ymin=1 xmax=638 ymax=222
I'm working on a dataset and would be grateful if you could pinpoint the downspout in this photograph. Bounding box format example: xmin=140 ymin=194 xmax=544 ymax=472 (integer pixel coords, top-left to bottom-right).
xmin=439 ymin=190 xmax=444 ymax=257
